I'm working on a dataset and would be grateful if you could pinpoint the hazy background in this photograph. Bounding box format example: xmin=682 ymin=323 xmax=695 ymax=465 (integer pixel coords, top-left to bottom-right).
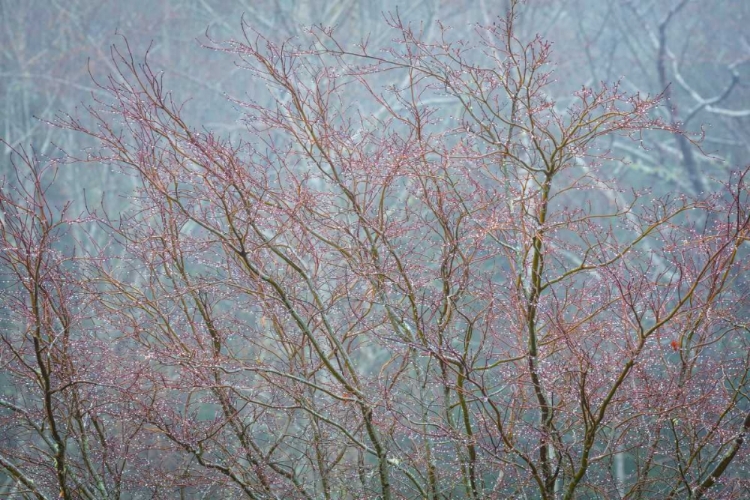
xmin=1 ymin=2 xmax=749 ymax=497
xmin=1 ymin=0 xmax=749 ymax=204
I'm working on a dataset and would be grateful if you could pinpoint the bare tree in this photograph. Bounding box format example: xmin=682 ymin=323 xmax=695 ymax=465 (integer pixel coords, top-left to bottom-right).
xmin=1 ymin=2 xmax=749 ymax=498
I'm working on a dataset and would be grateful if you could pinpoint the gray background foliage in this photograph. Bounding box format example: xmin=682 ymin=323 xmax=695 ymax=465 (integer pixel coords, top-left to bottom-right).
xmin=2 ymin=0 xmax=749 ymax=203
xmin=1 ymin=1 xmax=750 ymax=497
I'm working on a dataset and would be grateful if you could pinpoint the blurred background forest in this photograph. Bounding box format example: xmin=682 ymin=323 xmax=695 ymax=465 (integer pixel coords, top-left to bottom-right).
xmin=1 ymin=0 xmax=750 ymax=498
xmin=1 ymin=0 xmax=749 ymax=200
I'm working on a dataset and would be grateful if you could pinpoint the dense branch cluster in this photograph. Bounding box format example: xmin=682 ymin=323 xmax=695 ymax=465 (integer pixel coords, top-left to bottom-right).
xmin=1 ymin=2 xmax=749 ymax=498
